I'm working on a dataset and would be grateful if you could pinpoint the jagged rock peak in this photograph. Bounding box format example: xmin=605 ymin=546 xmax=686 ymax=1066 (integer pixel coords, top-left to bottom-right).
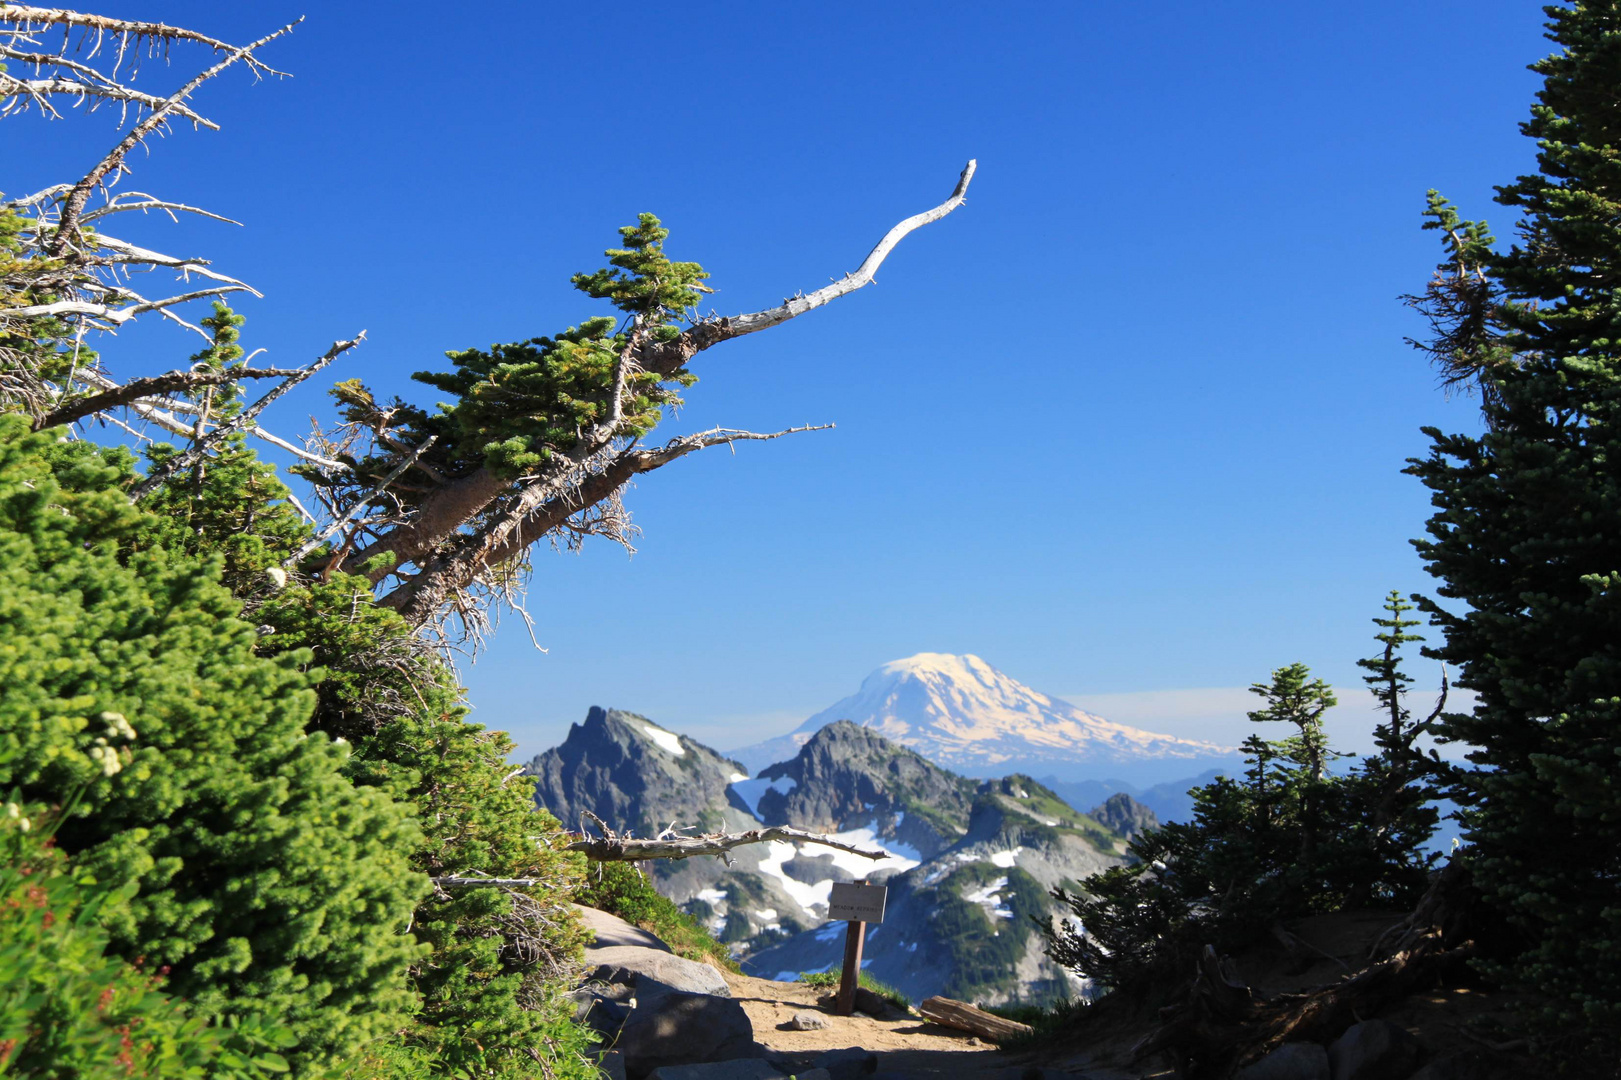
xmin=526 ymin=707 xmax=749 ymax=839
xmin=1088 ymin=791 xmax=1159 ymax=840
xmin=752 ymin=720 xmax=978 ymax=858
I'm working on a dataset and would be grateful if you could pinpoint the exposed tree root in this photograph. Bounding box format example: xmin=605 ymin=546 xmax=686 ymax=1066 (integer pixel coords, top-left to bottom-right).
xmin=1132 ymin=862 xmax=1482 ymax=1078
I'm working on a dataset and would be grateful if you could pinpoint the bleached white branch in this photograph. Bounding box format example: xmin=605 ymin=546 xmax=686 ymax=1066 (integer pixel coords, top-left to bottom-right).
xmin=249 ymin=426 xmax=348 ymax=471
xmin=720 ymin=159 xmax=976 ymax=339
xmin=5 ymin=285 xmax=252 ymax=325
xmin=286 ymin=435 xmax=437 ymax=565
xmin=86 ymin=233 xmax=258 ymax=292
xmin=0 ymin=72 xmax=216 ymax=127
xmin=565 ymin=825 xmax=889 ymax=864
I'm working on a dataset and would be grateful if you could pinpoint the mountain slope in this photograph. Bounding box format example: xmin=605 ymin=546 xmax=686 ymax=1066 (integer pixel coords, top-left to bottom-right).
xmin=747 ymin=720 xmax=978 ymax=858
xmin=742 ymin=774 xmax=1134 ymax=1005
xmin=730 ymin=653 xmax=1235 ymax=781
xmin=526 ymin=705 xmax=1156 ymax=1004
xmin=525 ymin=706 xmax=750 ymax=838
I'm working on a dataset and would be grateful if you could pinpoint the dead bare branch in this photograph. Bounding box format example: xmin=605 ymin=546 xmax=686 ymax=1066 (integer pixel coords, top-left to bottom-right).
xmin=287 ymin=435 xmax=437 ymax=566
xmin=39 ymin=365 xmax=311 ymax=429
xmin=423 ymin=825 xmax=889 ymax=880
xmin=44 ymin=17 xmax=301 ymax=257
xmin=128 ymin=332 xmax=364 ymax=500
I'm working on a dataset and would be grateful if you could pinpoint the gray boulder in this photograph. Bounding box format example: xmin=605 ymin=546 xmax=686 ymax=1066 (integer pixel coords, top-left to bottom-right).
xmin=1237 ymin=1042 xmax=1331 ymax=1080
xmin=617 ymin=992 xmax=757 ymax=1079
xmin=588 ymin=945 xmax=731 ymax=997
xmin=576 ymin=904 xmax=672 ymax=952
xmin=645 ymin=1061 xmax=783 ymax=1080
xmin=1329 ymin=1020 xmax=1421 ymax=1080
xmin=568 ymin=986 xmax=633 ymax=1037
xmin=812 ymin=1049 xmax=878 ymax=1080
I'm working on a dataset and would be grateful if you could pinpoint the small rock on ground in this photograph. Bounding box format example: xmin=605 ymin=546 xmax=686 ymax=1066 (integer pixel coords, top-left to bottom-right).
xmin=787 ymin=1010 xmax=828 ymax=1031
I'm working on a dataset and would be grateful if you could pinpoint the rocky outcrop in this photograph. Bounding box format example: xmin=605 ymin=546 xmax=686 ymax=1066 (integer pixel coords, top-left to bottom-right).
xmin=532 ymin=713 xmax=1132 ymax=1004
xmin=574 ymin=906 xmax=756 ymax=1080
xmin=617 ymin=992 xmax=758 ymax=1078
xmin=1328 ymin=1020 xmax=1421 ymax=1080
xmin=754 ymin=720 xmax=977 ymax=857
xmin=1236 ymin=1043 xmax=1330 ymax=1080
xmin=1087 ymin=791 xmax=1159 ymax=840
xmin=743 ymin=773 xmax=1128 ymax=1005
xmin=527 ymin=707 xmax=750 ymax=839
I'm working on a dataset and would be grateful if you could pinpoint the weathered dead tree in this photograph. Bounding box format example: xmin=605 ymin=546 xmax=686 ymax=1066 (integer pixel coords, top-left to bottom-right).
xmin=0 ymin=6 xmax=348 ymax=469
xmin=563 ymin=824 xmax=888 ymax=866
xmin=2 ymin=7 xmax=977 ymax=648
xmin=325 ymin=160 xmax=978 ymax=639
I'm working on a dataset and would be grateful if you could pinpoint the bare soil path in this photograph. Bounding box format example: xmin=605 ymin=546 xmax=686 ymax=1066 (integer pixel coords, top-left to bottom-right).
xmin=724 ymin=971 xmax=1136 ymax=1080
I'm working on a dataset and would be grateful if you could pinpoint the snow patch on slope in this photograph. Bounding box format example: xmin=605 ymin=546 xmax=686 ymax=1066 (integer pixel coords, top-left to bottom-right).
xmin=640 ymin=723 xmax=685 ymax=757
xmin=749 ymin=824 xmax=922 ymax=921
xmin=730 ymin=776 xmax=797 ymax=817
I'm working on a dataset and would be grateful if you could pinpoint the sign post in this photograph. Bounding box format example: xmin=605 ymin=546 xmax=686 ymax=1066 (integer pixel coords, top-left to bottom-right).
xmin=827 ymin=881 xmax=887 ymax=1016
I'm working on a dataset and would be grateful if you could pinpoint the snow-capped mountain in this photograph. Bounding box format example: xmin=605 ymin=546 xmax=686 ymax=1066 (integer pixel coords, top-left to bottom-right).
xmin=729 ymin=652 xmax=1236 ymax=782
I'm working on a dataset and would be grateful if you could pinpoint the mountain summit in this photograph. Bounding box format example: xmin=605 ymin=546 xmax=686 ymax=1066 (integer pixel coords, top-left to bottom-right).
xmin=729 ymin=652 xmax=1234 ymax=781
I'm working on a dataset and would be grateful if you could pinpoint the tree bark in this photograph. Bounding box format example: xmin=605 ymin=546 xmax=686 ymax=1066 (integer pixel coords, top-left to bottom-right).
xmin=918 ymin=997 xmax=1034 ymax=1043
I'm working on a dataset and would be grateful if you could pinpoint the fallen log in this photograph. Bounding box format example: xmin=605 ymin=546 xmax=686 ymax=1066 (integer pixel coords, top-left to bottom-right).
xmin=918 ymin=996 xmax=1034 ymax=1043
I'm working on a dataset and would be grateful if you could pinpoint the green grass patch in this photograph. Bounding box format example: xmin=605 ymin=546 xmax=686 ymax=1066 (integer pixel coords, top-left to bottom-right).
xmin=987 ymin=776 xmax=1124 ymax=855
xmin=575 ymin=861 xmax=740 ymax=973
xmin=795 ymin=970 xmax=912 ymax=1012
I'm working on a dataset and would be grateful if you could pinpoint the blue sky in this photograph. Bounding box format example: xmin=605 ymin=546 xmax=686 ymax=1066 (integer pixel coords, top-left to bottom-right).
xmin=8 ymin=1 xmax=1546 ymax=758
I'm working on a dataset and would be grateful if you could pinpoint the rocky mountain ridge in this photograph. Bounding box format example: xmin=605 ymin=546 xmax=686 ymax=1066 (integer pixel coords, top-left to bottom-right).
xmin=527 ymin=706 xmax=751 ymax=839
xmin=528 ymin=706 xmax=1158 ymax=1004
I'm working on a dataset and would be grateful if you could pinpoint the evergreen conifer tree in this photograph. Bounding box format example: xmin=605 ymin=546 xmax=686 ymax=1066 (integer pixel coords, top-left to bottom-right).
xmin=1405 ymin=0 xmax=1621 ymax=1033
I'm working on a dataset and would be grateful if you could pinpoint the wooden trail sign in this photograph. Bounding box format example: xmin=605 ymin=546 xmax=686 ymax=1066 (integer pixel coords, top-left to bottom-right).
xmin=828 ymin=882 xmax=887 ymax=923
xmin=829 ymin=882 xmax=887 ymax=1016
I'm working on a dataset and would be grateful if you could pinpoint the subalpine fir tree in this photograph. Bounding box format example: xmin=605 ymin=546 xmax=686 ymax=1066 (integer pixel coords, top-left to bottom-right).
xmin=1405 ymin=0 xmax=1621 ymax=1034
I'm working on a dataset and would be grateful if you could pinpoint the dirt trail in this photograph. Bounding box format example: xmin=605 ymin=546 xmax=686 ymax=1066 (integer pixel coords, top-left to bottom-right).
xmin=724 ymin=971 xmax=1133 ymax=1080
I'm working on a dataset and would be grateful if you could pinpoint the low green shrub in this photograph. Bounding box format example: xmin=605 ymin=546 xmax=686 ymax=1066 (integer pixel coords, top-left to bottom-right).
xmin=0 ymin=798 xmax=310 ymax=1079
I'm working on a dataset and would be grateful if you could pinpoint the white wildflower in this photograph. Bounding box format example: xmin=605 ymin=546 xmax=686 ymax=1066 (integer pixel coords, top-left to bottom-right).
xmin=4 ymin=803 xmax=18 ymax=819
xmin=99 ymin=711 xmax=136 ymax=740
xmin=265 ymin=566 xmax=287 ymax=589
xmin=87 ymin=743 xmax=123 ymax=777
